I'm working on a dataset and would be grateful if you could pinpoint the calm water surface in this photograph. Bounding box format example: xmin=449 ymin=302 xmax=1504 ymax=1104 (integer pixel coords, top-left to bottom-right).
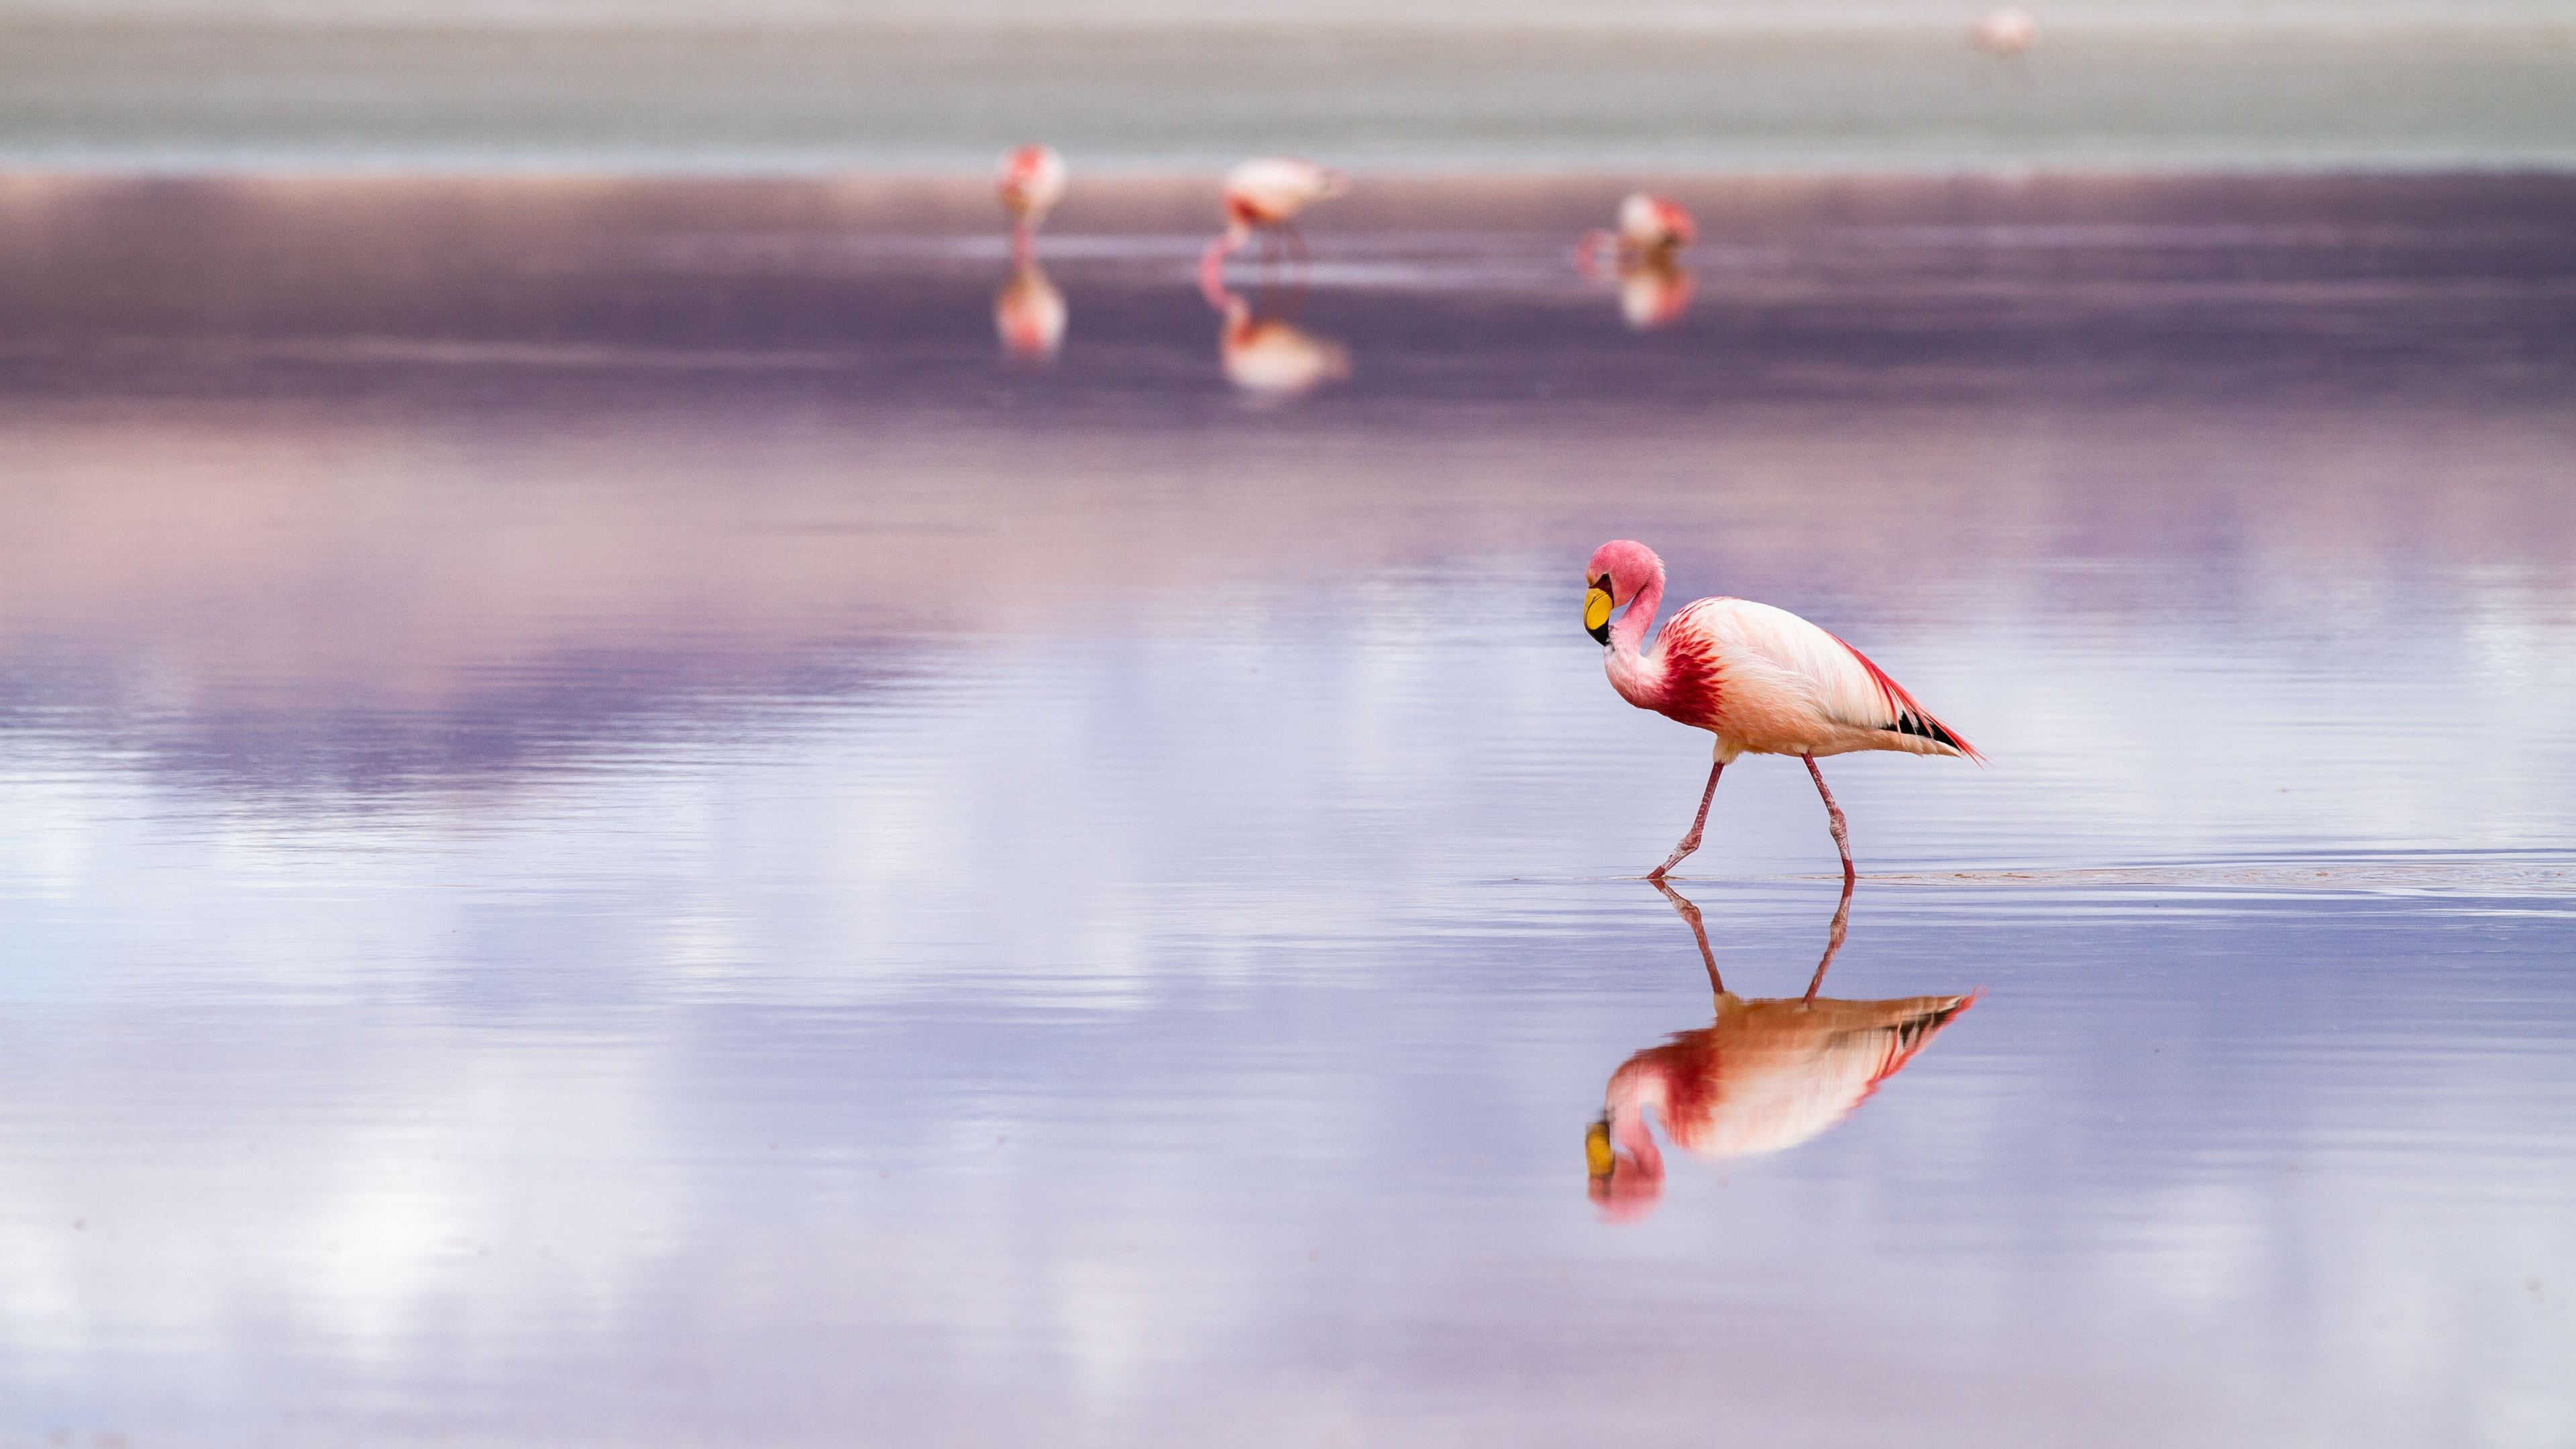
xmin=2 ymin=176 xmax=2573 ymax=1446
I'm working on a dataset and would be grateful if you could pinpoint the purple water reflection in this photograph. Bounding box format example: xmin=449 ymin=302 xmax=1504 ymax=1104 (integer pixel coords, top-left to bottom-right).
xmin=2 ymin=175 xmax=2573 ymax=1447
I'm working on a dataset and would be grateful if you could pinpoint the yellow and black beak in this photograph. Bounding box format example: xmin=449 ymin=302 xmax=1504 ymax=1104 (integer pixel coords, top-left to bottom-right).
xmin=1585 ymin=1115 xmax=1617 ymax=1179
xmin=1584 ymin=575 xmax=1615 ymax=645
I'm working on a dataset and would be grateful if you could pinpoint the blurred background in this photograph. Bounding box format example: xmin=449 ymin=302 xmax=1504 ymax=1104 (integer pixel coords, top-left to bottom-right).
xmin=5 ymin=0 xmax=2574 ymax=171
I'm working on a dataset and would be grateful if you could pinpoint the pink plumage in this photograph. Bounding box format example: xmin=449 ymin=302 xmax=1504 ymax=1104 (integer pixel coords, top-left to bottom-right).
xmin=1198 ymin=156 xmax=1348 ymax=300
xmin=1585 ymin=539 xmax=1978 ymax=881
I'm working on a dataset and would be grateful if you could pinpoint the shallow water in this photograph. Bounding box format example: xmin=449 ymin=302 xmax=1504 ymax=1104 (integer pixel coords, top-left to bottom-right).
xmin=3 ymin=175 xmax=2574 ymax=1447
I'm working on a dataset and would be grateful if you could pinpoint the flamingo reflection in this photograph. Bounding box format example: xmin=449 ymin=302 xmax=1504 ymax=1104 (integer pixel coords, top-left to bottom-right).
xmin=1199 ymin=242 xmax=1347 ymax=400
xmin=1586 ymin=881 xmax=1976 ymax=1221
xmin=1613 ymin=257 xmax=1695 ymax=331
xmin=993 ymin=261 xmax=1067 ymax=363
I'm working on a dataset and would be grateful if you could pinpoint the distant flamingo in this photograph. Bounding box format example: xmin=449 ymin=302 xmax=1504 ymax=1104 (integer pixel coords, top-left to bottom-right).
xmin=1587 ymin=880 xmax=1977 ymax=1221
xmin=1585 ymin=539 xmax=1980 ymax=883
xmin=1197 ymin=157 xmax=1348 ymax=298
xmin=1973 ymin=7 xmax=2039 ymax=56
xmin=997 ymin=144 xmax=1067 ymax=264
xmin=1577 ymin=192 xmax=1697 ymax=273
xmin=993 ymin=260 xmax=1067 ymax=362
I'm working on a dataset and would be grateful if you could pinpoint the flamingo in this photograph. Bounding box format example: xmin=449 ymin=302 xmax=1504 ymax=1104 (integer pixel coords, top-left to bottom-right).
xmin=996 ymin=144 xmax=1067 ymax=265
xmin=1197 ymin=156 xmax=1347 ymax=298
xmin=1577 ymin=192 xmax=1697 ymax=273
xmin=1585 ymin=539 xmax=1980 ymax=883
xmin=993 ymin=260 xmax=1066 ymax=363
xmin=1586 ymin=880 xmax=1976 ymax=1221
xmin=1973 ymin=7 xmax=2039 ymax=56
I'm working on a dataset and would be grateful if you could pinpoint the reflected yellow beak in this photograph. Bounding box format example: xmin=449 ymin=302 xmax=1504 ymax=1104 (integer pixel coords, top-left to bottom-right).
xmin=1585 ymin=1118 xmax=1617 ymax=1178
xmin=1584 ymin=580 xmax=1614 ymax=644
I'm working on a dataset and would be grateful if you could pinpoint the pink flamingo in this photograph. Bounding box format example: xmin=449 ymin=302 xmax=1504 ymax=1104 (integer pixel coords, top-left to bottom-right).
xmin=1197 ymin=156 xmax=1348 ymax=299
xmin=996 ymin=144 xmax=1067 ymax=266
xmin=1576 ymin=192 xmax=1697 ymax=275
xmin=1587 ymin=879 xmax=1976 ymax=1222
xmin=1973 ymin=7 xmax=2039 ymax=56
xmin=1585 ymin=539 xmax=1981 ymax=883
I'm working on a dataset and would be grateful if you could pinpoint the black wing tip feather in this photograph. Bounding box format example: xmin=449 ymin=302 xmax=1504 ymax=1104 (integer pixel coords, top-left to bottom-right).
xmin=1884 ymin=710 xmax=1984 ymax=762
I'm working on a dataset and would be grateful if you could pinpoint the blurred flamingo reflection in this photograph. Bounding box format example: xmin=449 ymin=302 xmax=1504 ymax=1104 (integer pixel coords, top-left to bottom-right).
xmin=994 ymin=260 xmax=1067 ymax=362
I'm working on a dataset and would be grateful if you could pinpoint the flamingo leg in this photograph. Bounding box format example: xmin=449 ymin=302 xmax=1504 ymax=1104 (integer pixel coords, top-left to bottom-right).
xmin=1197 ymin=233 xmax=1240 ymax=311
xmin=1650 ymin=877 xmax=1723 ymax=995
xmin=1803 ymin=753 xmax=1856 ymax=891
xmin=1284 ymin=220 xmax=1308 ymax=265
xmin=1803 ymin=873 xmax=1854 ymax=1004
xmin=1010 ymin=221 xmax=1035 ymax=270
xmin=1646 ymin=759 xmax=1725 ymax=882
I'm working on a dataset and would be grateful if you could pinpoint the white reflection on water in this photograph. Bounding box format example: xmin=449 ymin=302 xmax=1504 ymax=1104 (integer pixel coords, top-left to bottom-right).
xmin=2 ymin=177 xmax=2575 ymax=1446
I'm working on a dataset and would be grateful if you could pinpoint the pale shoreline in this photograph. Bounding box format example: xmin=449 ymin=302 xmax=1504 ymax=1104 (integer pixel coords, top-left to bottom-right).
xmin=7 ymin=19 xmax=2573 ymax=174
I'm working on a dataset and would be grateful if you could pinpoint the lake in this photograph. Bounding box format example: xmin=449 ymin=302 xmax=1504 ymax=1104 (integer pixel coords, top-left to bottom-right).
xmin=1 ymin=172 xmax=2573 ymax=1447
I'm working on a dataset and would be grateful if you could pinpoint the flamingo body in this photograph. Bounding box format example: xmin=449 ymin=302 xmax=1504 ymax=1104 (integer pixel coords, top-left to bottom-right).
xmin=1585 ymin=539 xmax=1976 ymax=879
xmin=1591 ymin=541 xmax=1975 ymax=765
xmin=1580 ymin=192 xmax=1697 ymax=276
xmin=1974 ymin=7 xmax=2039 ymax=55
xmin=996 ymin=144 xmax=1067 ymax=226
xmin=1220 ymin=156 xmax=1348 ymax=228
xmin=1617 ymin=193 xmax=1697 ymax=254
xmin=1201 ymin=156 xmax=1348 ymax=295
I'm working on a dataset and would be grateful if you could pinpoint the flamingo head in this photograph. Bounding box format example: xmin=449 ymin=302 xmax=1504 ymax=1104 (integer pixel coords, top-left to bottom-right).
xmin=1585 ymin=539 xmax=1664 ymax=643
xmin=1585 ymin=1108 xmax=1667 ymax=1223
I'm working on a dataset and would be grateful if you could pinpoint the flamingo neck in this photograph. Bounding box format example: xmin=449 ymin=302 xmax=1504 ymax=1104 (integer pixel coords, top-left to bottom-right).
xmin=1605 ymin=570 xmax=1667 ymax=702
xmin=1605 ymin=1095 xmax=1666 ymax=1182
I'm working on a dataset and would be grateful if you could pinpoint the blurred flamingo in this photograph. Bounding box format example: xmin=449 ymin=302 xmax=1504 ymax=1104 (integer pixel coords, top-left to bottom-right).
xmin=1974 ymin=7 xmax=2039 ymax=56
xmin=993 ymin=260 xmax=1066 ymax=363
xmin=1577 ymin=192 xmax=1697 ymax=272
xmin=1197 ymin=157 xmax=1348 ymax=298
xmin=996 ymin=144 xmax=1067 ymax=264
xmin=1585 ymin=539 xmax=1980 ymax=883
xmin=1587 ymin=879 xmax=1977 ymax=1221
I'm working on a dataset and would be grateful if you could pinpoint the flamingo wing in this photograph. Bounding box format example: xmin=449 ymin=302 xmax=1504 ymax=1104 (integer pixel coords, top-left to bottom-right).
xmin=1670 ymin=598 xmax=1980 ymax=759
